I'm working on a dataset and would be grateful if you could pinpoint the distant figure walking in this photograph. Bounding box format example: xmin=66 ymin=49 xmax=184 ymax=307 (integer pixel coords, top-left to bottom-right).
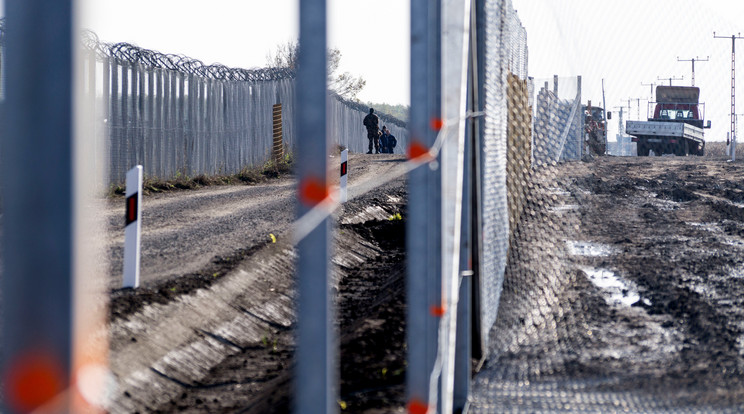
xmin=363 ymin=108 xmax=380 ymax=154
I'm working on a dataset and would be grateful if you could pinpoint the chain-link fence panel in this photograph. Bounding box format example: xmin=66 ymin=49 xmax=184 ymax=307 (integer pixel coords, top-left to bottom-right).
xmin=470 ymin=1 xmax=744 ymax=411
xmin=475 ymin=0 xmax=528 ymax=358
xmin=532 ymin=76 xmax=583 ymax=165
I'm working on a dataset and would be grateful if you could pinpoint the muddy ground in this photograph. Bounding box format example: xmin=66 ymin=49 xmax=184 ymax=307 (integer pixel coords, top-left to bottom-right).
xmin=109 ymin=153 xmax=744 ymax=412
xmin=472 ymin=155 xmax=744 ymax=411
xmin=106 ymin=157 xmax=409 ymax=413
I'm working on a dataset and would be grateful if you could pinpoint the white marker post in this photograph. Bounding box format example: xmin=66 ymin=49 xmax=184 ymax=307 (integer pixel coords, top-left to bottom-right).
xmin=340 ymin=149 xmax=348 ymax=202
xmin=123 ymin=165 xmax=143 ymax=288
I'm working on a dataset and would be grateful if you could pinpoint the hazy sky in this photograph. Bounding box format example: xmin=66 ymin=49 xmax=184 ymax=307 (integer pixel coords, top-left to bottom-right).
xmin=79 ymin=0 xmax=410 ymax=106
xmin=513 ymin=0 xmax=744 ymax=141
xmin=4 ymin=1 xmax=744 ymax=141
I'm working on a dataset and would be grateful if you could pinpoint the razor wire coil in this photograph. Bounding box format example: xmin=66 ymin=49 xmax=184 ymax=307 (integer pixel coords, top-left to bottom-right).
xmin=81 ymin=29 xmax=295 ymax=83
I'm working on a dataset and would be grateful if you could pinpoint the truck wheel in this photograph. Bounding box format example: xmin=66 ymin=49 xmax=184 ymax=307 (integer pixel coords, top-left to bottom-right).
xmin=637 ymin=144 xmax=649 ymax=156
xmin=676 ymin=140 xmax=689 ymax=156
xmin=697 ymin=142 xmax=705 ymax=156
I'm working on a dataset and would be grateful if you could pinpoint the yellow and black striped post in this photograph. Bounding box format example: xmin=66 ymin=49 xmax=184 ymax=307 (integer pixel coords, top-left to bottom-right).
xmin=272 ymin=103 xmax=283 ymax=163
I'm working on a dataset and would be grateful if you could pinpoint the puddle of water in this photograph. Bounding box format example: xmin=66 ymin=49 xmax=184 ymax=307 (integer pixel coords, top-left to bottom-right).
xmin=583 ymin=267 xmax=649 ymax=308
xmin=566 ymin=240 xmax=614 ymax=257
xmin=723 ymin=239 xmax=744 ymax=248
xmin=547 ymin=187 xmax=571 ymax=197
xmin=688 ymin=222 xmax=721 ymax=232
xmin=652 ymin=199 xmax=678 ymax=211
xmin=729 ymin=267 xmax=744 ymax=279
xmin=548 ymin=204 xmax=579 ymax=213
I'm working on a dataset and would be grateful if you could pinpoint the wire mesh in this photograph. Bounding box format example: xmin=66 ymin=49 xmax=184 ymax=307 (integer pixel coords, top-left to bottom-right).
xmin=470 ymin=0 xmax=744 ymax=411
xmin=532 ymin=77 xmax=583 ymax=165
xmin=476 ymin=0 xmax=523 ymax=358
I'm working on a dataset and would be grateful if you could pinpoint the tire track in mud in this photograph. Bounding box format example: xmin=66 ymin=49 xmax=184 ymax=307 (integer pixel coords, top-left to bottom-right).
xmin=473 ymin=157 xmax=744 ymax=411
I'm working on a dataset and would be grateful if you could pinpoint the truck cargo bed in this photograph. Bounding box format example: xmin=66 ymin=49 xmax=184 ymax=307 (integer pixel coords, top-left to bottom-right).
xmin=626 ymin=120 xmax=704 ymax=142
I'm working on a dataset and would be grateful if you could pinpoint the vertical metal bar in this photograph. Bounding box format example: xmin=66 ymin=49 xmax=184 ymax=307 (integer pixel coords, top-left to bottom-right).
xmin=407 ymin=0 xmax=441 ymax=411
xmin=577 ymin=75 xmax=583 ymax=159
xmin=121 ymin=62 xmax=131 ymax=178
xmin=470 ymin=0 xmax=486 ymax=362
xmin=176 ymin=73 xmax=185 ymax=174
xmin=454 ymin=5 xmax=479 ymax=409
xmin=1 ymin=1 xmax=73 ymax=412
xmin=733 ymin=37 xmax=736 ymax=152
xmin=441 ymin=0 xmax=472 ymax=410
xmin=101 ymin=57 xmax=111 ymax=184
xmin=135 ymin=63 xmax=144 ymax=169
xmin=295 ymin=0 xmax=333 ymax=412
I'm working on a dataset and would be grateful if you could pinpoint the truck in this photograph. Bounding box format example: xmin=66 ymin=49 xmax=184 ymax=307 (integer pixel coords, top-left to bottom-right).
xmin=626 ymin=85 xmax=710 ymax=156
xmin=583 ymin=102 xmax=608 ymax=156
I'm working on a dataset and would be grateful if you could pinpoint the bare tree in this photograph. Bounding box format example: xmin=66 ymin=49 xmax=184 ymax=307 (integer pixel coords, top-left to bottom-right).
xmin=266 ymin=41 xmax=299 ymax=70
xmin=266 ymin=41 xmax=366 ymax=101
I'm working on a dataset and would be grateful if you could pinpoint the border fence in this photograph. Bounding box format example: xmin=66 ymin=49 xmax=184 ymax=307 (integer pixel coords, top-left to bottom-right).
xmin=75 ymin=31 xmax=409 ymax=186
xmin=0 ymin=0 xmax=622 ymax=413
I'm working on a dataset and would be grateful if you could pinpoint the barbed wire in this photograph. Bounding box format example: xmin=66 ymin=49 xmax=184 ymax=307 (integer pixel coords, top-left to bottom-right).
xmin=80 ymin=29 xmax=295 ymax=82
xmin=1 ymin=25 xmax=406 ymax=125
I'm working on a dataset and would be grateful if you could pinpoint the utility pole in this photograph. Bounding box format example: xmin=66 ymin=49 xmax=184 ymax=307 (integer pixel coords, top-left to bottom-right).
xmin=624 ymin=98 xmax=644 ymax=120
xmin=613 ymin=104 xmax=630 ymax=156
xmin=677 ymin=56 xmax=709 ymax=86
xmin=602 ymin=79 xmax=608 ymax=151
xmin=714 ymin=32 xmax=744 ymax=159
xmin=641 ymin=81 xmax=655 ymax=100
xmin=613 ymin=104 xmax=630 ymax=135
xmin=628 ymin=97 xmax=645 ymax=121
xmin=657 ymin=75 xmax=684 ymax=86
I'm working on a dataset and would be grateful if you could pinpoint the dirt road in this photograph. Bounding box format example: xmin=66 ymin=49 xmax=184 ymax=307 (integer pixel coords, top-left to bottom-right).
xmin=473 ymin=156 xmax=744 ymax=411
xmin=104 ymin=153 xmax=405 ymax=290
xmin=105 ymin=154 xmax=409 ymax=413
xmin=107 ymin=154 xmax=744 ymax=412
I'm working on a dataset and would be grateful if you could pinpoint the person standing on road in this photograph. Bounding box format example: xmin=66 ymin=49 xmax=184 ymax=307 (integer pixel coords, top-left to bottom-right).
xmin=380 ymin=125 xmax=390 ymax=154
xmin=363 ymin=108 xmax=380 ymax=154
xmin=385 ymin=127 xmax=397 ymax=153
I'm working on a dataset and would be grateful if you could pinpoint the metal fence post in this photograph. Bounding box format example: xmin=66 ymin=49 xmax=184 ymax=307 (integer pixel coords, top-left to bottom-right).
xmin=1 ymin=1 xmax=74 ymax=412
xmin=454 ymin=5 xmax=480 ymax=409
xmin=577 ymin=75 xmax=583 ymax=159
xmin=295 ymin=0 xmax=334 ymax=412
xmin=407 ymin=0 xmax=442 ymax=411
xmin=441 ymin=0 xmax=472 ymax=411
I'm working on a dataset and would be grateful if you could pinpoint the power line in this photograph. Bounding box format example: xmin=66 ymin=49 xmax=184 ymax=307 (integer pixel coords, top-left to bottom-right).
xmin=657 ymin=75 xmax=684 ymax=86
xmin=714 ymin=32 xmax=744 ymax=153
xmin=641 ymin=81 xmax=655 ymax=100
xmin=613 ymin=104 xmax=630 ymax=135
xmin=627 ymin=97 xmax=646 ymax=121
xmin=676 ymin=56 xmax=709 ymax=86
